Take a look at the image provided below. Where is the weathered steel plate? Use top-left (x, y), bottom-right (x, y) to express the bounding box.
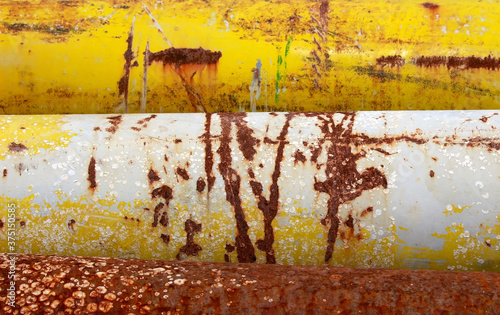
top-left (1, 253), bottom-right (499, 314)
top-left (1, 111), bottom-right (499, 271)
top-left (0, 0), bottom-right (499, 114)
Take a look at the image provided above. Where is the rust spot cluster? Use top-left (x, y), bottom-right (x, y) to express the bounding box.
top-left (2, 253), bottom-right (499, 314)
top-left (105, 115), bottom-right (123, 134)
top-left (376, 55), bottom-right (405, 68)
top-left (8, 142), bottom-right (28, 152)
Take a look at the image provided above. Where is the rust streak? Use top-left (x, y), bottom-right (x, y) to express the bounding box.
top-left (87, 157), bottom-right (97, 191)
top-left (251, 114), bottom-right (293, 264)
top-left (117, 19), bottom-right (135, 112)
top-left (2, 168), bottom-right (7, 177)
top-left (176, 167), bottom-right (190, 180)
top-left (217, 113), bottom-right (256, 263)
top-left (202, 113), bottom-right (215, 193)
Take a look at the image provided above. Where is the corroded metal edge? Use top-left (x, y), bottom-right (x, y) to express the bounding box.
top-left (1, 253), bottom-right (499, 314)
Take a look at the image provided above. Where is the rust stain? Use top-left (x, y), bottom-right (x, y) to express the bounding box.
top-left (148, 47), bottom-right (222, 68)
top-left (196, 177), bottom-right (206, 193)
top-left (117, 20), bottom-right (135, 111)
top-left (160, 234), bottom-right (170, 245)
top-left (174, 139), bottom-right (182, 144)
top-left (344, 214), bottom-right (354, 229)
top-left (293, 149), bottom-right (306, 165)
top-left (430, 170), bottom-right (435, 177)
top-left (105, 115), bottom-right (123, 134)
top-left (176, 167), bottom-right (190, 180)
top-left (4, 253), bottom-right (499, 314)
top-left (0, 219), bottom-right (3, 229)
top-left (412, 55), bottom-right (500, 70)
top-left (68, 219), bottom-right (76, 232)
top-left (224, 243), bottom-right (236, 262)
top-left (137, 114), bottom-right (157, 127)
top-left (2, 168), bottom-right (6, 177)
top-left (87, 157), bottom-right (97, 191)
top-left (176, 218), bottom-right (202, 259)
top-left (8, 142), bottom-right (28, 152)
top-left (376, 55), bottom-right (405, 68)
top-left (147, 168), bottom-right (161, 184)
top-left (151, 185), bottom-right (173, 229)
top-left (312, 113), bottom-right (387, 262)
top-left (217, 113), bottom-right (256, 263)
top-left (20, 221), bottom-right (25, 228)
top-left (480, 113), bottom-right (498, 123)
top-left (93, 126), bottom-right (101, 131)
top-left (421, 2), bottom-right (440, 9)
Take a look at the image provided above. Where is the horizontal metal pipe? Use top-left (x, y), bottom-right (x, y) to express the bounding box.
top-left (1, 1), bottom-right (500, 113)
top-left (1, 111), bottom-right (500, 271)
top-left (1, 253), bottom-right (499, 314)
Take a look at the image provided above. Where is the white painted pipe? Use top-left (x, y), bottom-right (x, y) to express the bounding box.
top-left (0, 111), bottom-right (499, 271)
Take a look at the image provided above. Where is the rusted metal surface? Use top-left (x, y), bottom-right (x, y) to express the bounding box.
top-left (1, 111), bottom-right (500, 271)
top-left (1, 253), bottom-right (499, 314)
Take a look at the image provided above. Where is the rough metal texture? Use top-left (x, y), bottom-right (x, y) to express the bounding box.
top-left (1, 253), bottom-right (499, 314)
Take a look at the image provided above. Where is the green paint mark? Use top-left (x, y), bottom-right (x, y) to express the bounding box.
top-left (275, 37), bottom-right (293, 106)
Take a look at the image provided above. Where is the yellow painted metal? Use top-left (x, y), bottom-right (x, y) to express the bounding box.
top-left (0, 0), bottom-right (499, 114)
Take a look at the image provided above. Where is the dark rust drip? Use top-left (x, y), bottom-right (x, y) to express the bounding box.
top-left (148, 47), bottom-right (222, 68)
top-left (429, 170), bottom-right (435, 177)
top-left (105, 115), bottom-right (123, 134)
top-left (117, 23), bottom-right (134, 105)
top-left (148, 168), bottom-right (160, 183)
top-left (202, 113), bottom-right (215, 194)
top-left (176, 219), bottom-right (202, 259)
top-left (196, 177), bottom-right (206, 193)
top-left (217, 113), bottom-right (256, 263)
top-left (313, 113), bottom-right (387, 262)
top-left (87, 157), bottom-right (97, 191)
top-left (176, 167), bottom-right (190, 180)
top-left (250, 114), bottom-right (293, 264)
top-left (235, 114), bottom-right (260, 161)
top-left (2, 168), bottom-right (7, 177)
top-left (8, 142), bottom-right (28, 152)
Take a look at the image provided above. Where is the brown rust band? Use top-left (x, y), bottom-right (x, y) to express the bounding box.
top-left (1, 253), bottom-right (499, 314)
